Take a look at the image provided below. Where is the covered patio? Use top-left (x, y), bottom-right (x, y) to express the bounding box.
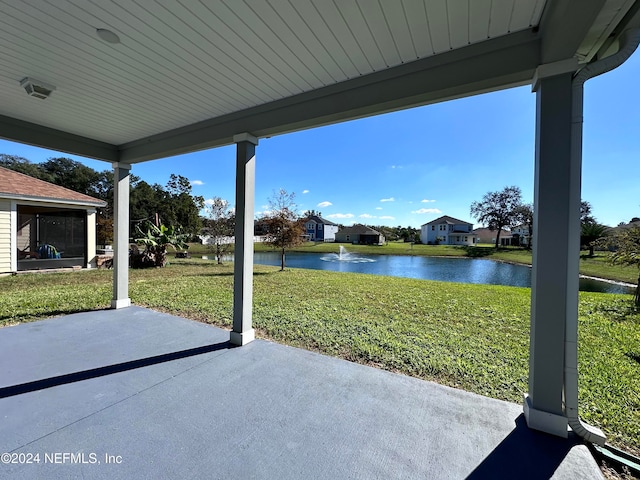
top-left (0, 307), bottom-right (603, 479)
top-left (1, 0), bottom-right (640, 473)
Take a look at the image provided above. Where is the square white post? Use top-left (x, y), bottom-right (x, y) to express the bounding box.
top-left (111, 162), bottom-right (131, 309)
top-left (231, 133), bottom-right (258, 346)
top-left (524, 71), bottom-right (579, 437)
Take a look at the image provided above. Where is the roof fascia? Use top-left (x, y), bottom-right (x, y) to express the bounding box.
top-left (119, 30), bottom-right (540, 163)
top-left (1, 194), bottom-right (105, 208)
top-left (0, 114), bottom-right (119, 163)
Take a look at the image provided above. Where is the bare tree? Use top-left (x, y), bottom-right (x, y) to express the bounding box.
top-left (262, 189), bottom-right (305, 270)
top-left (470, 186), bottom-right (523, 248)
top-left (203, 197), bottom-right (235, 264)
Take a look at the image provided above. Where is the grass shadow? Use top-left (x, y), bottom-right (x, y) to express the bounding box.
top-left (625, 352), bottom-right (640, 364)
top-left (459, 246), bottom-right (495, 258)
top-left (594, 302), bottom-right (640, 322)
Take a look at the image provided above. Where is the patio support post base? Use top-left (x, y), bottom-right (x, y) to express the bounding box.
top-left (230, 329), bottom-right (255, 346)
top-left (523, 394), bottom-right (568, 438)
top-left (232, 133), bottom-right (258, 346)
top-left (111, 298), bottom-right (131, 309)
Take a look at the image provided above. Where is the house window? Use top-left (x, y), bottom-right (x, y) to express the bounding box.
top-left (431, 225), bottom-right (435, 231)
top-left (346, 235), bottom-right (350, 242)
top-left (464, 236), bottom-right (468, 242)
top-left (318, 224), bottom-right (322, 230)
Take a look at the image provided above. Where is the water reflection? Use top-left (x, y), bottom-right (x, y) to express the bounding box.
top-left (200, 252), bottom-right (633, 294)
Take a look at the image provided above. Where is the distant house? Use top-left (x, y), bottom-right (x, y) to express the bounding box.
top-left (303, 214), bottom-right (339, 242)
top-left (335, 224), bottom-right (385, 245)
top-left (473, 227), bottom-right (513, 246)
top-left (511, 224), bottom-right (531, 246)
top-left (420, 215), bottom-right (476, 245)
top-left (0, 166), bottom-right (106, 274)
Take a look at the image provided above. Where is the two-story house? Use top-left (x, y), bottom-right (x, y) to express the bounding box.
top-left (303, 214), bottom-right (339, 242)
top-left (420, 215), bottom-right (476, 245)
top-left (511, 224), bottom-right (531, 247)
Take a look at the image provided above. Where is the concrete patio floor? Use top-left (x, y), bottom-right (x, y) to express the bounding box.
top-left (0, 307), bottom-right (603, 479)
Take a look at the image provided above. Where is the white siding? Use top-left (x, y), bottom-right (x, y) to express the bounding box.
top-left (0, 200), bottom-right (11, 273)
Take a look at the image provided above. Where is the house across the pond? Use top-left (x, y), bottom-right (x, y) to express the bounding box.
top-left (473, 227), bottom-right (513, 246)
top-left (0, 166), bottom-right (106, 274)
top-left (420, 216), bottom-right (476, 245)
top-left (335, 224), bottom-right (385, 245)
top-left (303, 214), bottom-right (338, 242)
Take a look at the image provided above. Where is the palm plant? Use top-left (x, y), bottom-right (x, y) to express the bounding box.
top-left (134, 221), bottom-right (189, 267)
top-left (580, 222), bottom-right (609, 257)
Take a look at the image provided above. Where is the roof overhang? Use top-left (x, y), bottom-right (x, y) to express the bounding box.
top-left (2, 194), bottom-right (106, 208)
top-left (1, 0), bottom-right (639, 164)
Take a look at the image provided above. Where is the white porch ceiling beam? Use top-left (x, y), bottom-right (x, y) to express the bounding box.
top-left (118, 30), bottom-right (540, 164)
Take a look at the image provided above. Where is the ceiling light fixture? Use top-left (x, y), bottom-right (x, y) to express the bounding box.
top-left (20, 77), bottom-right (56, 99)
top-left (96, 28), bottom-right (121, 44)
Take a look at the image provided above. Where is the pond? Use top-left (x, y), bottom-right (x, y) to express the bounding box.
top-left (202, 250), bottom-right (634, 294)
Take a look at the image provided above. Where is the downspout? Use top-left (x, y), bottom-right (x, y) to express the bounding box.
top-left (566, 28), bottom-right (640, 445)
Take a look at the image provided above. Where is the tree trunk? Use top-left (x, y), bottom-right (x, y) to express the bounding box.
top-left (216, 243), bottom-right (223, 264)
top-left (589, 244), bottom-right (595, 257)
top-left (495, 231), bottom-right (500, 249)
top-left (635, 276), bottom-right (640, 307)
top-left (280, 247), bottom-right (285, 271)
top-left (155, 245), bottom-right (167, 267)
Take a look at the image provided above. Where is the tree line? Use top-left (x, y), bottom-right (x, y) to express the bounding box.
top-left (0, 154), bottom-right (204, 244)
top-left (471, 185), bottom-right (640, 305)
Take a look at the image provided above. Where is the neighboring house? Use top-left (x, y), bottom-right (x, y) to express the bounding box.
top-left (511, 224), bottom-right (532, 246)
top-left (473, 227), bottom-right (513, 246)
top-left (420, 215), bottom-right (476, 245)
top-left (335, 224), bottom-right (385, 245)
top-left (0, 166), bottom-right (106, 274)
top-left (303, 214), bottom-right (339, 242)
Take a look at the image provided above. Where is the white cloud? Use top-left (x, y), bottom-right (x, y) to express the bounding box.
top-left (375, 207), bottom-right (383, 210)
top-left (191, 180), bottom-right (204, 186)
top-left (379, 215), bottom-right (395, 220)
top-left (411, 208), bottom-right (442, 214)
top-left (204, 198), bottom-right (215, 206)
top-left (380, 197), bottom-right (395, 202)
top-left (421, 199), bottom-right (436, 203)
top-left (359, 214), bottom-right (375, 219)
top-left (326, 213), bottom-right (355, 219)
top-left (317, 201), bottom-right (333, 208)
top-left (302, 190), bottom-right (310, 194)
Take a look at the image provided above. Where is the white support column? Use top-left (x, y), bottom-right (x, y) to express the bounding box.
top-left (231, 133), bottom-right (258, 346)
top-left (9, 201), bottom-right (17, 273)
top-left (86, 208), bottom-right (97, 269)
top-left (111, 162), bottom-right (131, 309)
top-left (524, 71), bottom-right (578, 437)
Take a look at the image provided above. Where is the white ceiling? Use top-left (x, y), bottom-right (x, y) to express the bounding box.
top-left (0, 0), bottom-right (638, 163)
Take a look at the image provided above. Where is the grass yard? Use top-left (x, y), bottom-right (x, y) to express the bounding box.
top-left (0, 260), bottom-right (638, 455)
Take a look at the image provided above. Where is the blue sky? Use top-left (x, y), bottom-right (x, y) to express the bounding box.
top-left (1, 49), bottom-right (639, 229)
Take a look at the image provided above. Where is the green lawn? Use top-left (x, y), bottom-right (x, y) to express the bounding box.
top-left (1, 260), bottom-right (638, 454)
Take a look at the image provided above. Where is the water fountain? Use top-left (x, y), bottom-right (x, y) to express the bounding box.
top-left (321, 246), bottom-right (376, 263)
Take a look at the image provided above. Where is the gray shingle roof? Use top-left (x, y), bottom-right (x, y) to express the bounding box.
top-left (422, 215), bottom-right (473, 227)
top-left (0, 166), bottom-right (106, 206)
top-left (338, 224), bottom-right (382, 235)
